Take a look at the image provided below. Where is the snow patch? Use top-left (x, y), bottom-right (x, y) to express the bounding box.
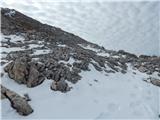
top-left (32, 49), bottom-right (51, 55)
top-left (78, 44), bottom-right (110, 57)
top-left (1, 34), bottom-right (25, 43)
top-left (57, 44), bottom-right (67, 47)
top-left (4, 9), bottom-right (16, 17)
top-left (28, 44), bottom-right (44, 49)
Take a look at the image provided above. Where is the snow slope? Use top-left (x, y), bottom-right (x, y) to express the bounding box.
top-left (1, 1), bottom-right (159, 56)
top-left (0, 34), bottom-right (159, 119)
top-left (1, 62), bottom-right (159, 119)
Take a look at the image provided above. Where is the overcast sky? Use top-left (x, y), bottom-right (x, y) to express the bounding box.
top-left (1, 0), bottom-right (159, 55)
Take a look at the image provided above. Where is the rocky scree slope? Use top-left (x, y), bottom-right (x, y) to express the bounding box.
top-left (1, 8), bottom-right (160, 116)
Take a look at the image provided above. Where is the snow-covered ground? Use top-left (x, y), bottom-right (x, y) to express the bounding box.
top-left (1, 62), bottom-right (159, 119)
top-left (0, 34), bottom-right (160, 119)
top-left (1, 0), bottom-right (159, 56)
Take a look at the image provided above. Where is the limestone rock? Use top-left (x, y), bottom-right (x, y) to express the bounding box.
top-left (4, 58), bottom-right (29, 84)
top-left (27, 66), bottom-right (45, 88)
top-left (4, 57), bottom-right (45, 88)
top-left (1, 85), bottom-right (33, 116)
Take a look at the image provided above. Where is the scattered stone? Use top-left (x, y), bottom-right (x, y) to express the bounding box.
top-left (144, 77), bottom-right (160, 87)
top-left (105, 74), bottom-right (109, 76)
top-left (51, 79), bottom-right (71, 92)
top-left (106, 62), bottom-right (119, 72)
top-left (121, 69), bottom-right (127, 74)
top-left (73, 61), bottom-right (90, 71)
top-left (91, 62), bottom-right (102, 71)
top-left (94, 79), bottom-right (98, 82)
top-left (72, 66), bottom-right (81, 73)
top-left (1, 72), bottom-right (4, 77)
top-left (0, 61), bottom-right (6, 65)
top-left (138, 66), bottom-right (147, 73)
top-left (150, 78), bottom-right (160, 87)
top-left (67, 70), bottom-right (82, 84)
top-left (104, 69), bottom-right (115, 73)
top-left (133, 72), bottom-right (136, 75)
top-left (67, 63), bottom-right (72, 67)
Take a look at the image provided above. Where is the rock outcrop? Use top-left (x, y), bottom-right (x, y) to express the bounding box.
top-left (1, 7), bottom-right (160, 117)
top-left (2, 7), bottom-right (160, 90)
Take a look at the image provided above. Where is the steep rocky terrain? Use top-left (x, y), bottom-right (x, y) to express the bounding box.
top-left (1, 8), bottom-right (160, 118)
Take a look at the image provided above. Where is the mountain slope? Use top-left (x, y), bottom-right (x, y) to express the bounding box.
top-left (0, 8), bottom-right (160, 119)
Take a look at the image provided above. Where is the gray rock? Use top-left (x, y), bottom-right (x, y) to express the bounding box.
top-left (150, 78), bottom-right (160, 87)
top-left (73, 61), bottom-right (90, 71)
top-left (106, 62), bottom-right (119, 72)
top-left (121, 69), bottom-right (127, 74)
top-left (1, 85), bottom-right (33, 116)
top-left (67, 70), bottom-right (82, 84)
top-left (4, 57), bottom-right (45, 88)
top-left (138, 66), bottom-right (148, 73)
top-left (51, 79), bottom-right (71, 92)
top-left (72, 66), bottom-right (81, 73)
top-left (104, 69), bottom-right (115, 73)
top-left (45, 59), bottom-right (58, 69)
top-left (23, 93), bottom-right (31, 101)
top-left (27, 66), bottom-right (45, 88)
top-left (4, 58), bottom-right (28, 84)
top-left (45, 70), bottom-right (54, 79)
top-left (91, 62), bottom-right (102, 71)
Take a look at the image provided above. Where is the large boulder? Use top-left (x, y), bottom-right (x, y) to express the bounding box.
top-left (1, 85), bottom-right (33, 116)
top-left (4, 56), bottom-right (45, 87)
top-left (4, 57), bottom-right (29, 84)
